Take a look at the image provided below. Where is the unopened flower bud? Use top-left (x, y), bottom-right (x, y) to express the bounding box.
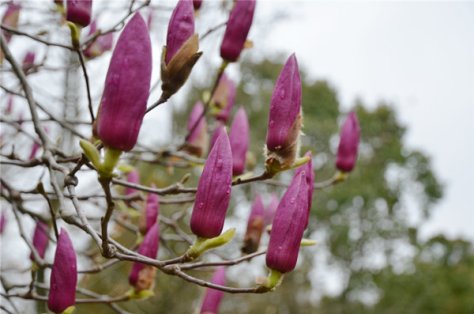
top-left (21, 51), bottom-right (35, 73)
top-left (336, 112), bottom-right (360, 172)
top-left (211, 74), bottom-right (236, 123)
top-left (242, 194), bottom-right (265, 254)
top-left (1, 2), bottom-right (21, 43)
top-left (48, 228), bottom-right (77, 314)
top-left (139, 189), bottom-right (159, 235)
top-left (184, 101), bottom-right (209, 157)
top-left (229, 107), bottom-right (249, 176)
top-left (200, 266), bottom-right (226, 314)
top-left (96, 13), bottom-right (152, 152)
top-left (265, 54), bottom-right (302, 171)
top-left (220, 0), bottom-right (256, 62)
top-left (161, 0), bottom-right (201, 101)
top-left (210, 123), bottom-right (226, 150)
top-left (190, 132), bottom-right (232, 238)
top-left (129, 223), bottom-right (159, 291)
top-left (193, 0), bottom-right (203, 11)
top-left (83, 21), bottom-right (114, 59)
top-left (0, 211), bottom-right (6, 234)
top-left (266, 171), bottom-right (309, 273)
top-left (66, 0), bottom-right (92, 27)
top-left (124, 169), bottom-right (140, 197)
top-left (30, 221), bottom-right (49, 260)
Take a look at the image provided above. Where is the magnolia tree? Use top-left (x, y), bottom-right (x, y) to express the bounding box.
top-left (0, 1), bottom-right (360, 313)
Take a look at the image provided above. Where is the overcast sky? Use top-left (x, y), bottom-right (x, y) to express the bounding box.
top-left (252, 1), bottom-right (474, 240)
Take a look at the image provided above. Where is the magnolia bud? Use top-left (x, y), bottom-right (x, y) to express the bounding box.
top-left (184, 101), bottom-right (209, 157)
top-left (96, 13), bottom-right (152, 152)
top-left (139, 189), bottom-right (159, 235)
top-left (0, 211), bottom-right (6, 234)
top-left (161, 0), bottom-right (201, 101)
top-left (229, 107), bottom-right (249, 176)
top-left (83, 21), bottom-right (114, 59)
top-left (129, 223), bottom-right (159, 291)
top-left (30, 221), bottom-right (49, 260)
top-left (242, 194), bottom-right (265, 254)
top-left (265, 54), bottom-right (302, 171)
top-left (210, 123), bottom-right (226, 150)
top-left (211, 74), bottom-right (236, 123)
top-left (124, 169), bottom-right (140, 197)
top-left (1, 2), bottom-right (21, 43)
top-left (336, 112), bottom-right (360, 172)
top-left (66, 0), bottom-right (92, 27)
top-left (200, 266), bottom-right (226, 314)
top-left (22, 51), bottom-right (35, 73)
top-left (266, 171), bottom-right (309, 273)
top-left (190, 132), bottom-right (232, 238)
top-left (220, 0), bottom-right (256, 62)
top-left (48, 228), bottom-right (77, 314)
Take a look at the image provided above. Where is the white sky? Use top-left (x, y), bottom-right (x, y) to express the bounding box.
top-left (253, 1), bottom-right (474, 240)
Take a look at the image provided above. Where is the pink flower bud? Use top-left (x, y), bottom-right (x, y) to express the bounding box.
top-left (193, 0), bottom-right (203, 11)
top-left (212, 74), bottom-right (236, 123)
top-left (229, 107), bottom-right (249, 176)
top-left (190, 132), bottom-right (232, 238)
top-left (0, 211), bottom-right (6, 234)
top-left (242, 194), bottom-right (265, 254)
top-left (220, 0), bottom-right (256, 62)
top-left (200, 266), bottom-right (226, 314)
top-left (265, 54), bottom-right (302, 168)
top-left (266, 171), bottom-right (309, 273)
top-left (48, 228), bottom-right (77, 314)
top-left (185, 101), bottom-right (209, 157)
top-left (30, 221), bottom-right (49, 260)
top-left (139, 189), bottom-right (159, 235)
top-left (210, 123), bottom-right (226, 150)
top-left (22, 51), bottom-right (35, 73)
top-left (336, 112), bottom-right (360, 172)
top-left (294, 151), bottom-right (314, 227)
top-left (129, 223), bottom-right (159, 291)
top-left (29, 142), bottom-right (40, 160)
top-left (165, 0), bottom-right (194, 65)
top-left (96, 13), bottom-right (152, 151)
top-left (66, 0), bottom-right (92, 27)
top-left (1, 2), bottom-right (21, 43)
top-left (264, 193), bottom-right (279, 226)
top-left (124, 169), bottom-right (140, 196)
top-left (5, 95), bottom-right (14, 115)
top-left (83, 21), bottom-right (114, 59)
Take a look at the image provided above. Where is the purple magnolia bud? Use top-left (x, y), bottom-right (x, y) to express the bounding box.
top-left (129, 223), bottom-right (159, 291)
top-left (266, 171), bottom-right (309, 273)
top-left (124, 169), bottom-right (140, 196)
top-left (185, 101), bottom-right (208, 157)
top-left (220, 0), bottom-right (256, 62)
top-left (96, 13), bottom-right (152, 152)
top-left (22, 51), bottom-right (35, 73)
top-left (139, 189), bottom-right (159, 235)
top-left (29, 142), bottom-right (40, 160)
top-left (5, 95), bottom-right (14, 115)
top-left (264, 193), bottom-right (279, 226)
top-left (200, 266), bottom-right (226, 314)
top-left (242, 194), bottom-right (265, 254)
top-left (336, 112), bottom-right (360, 172)
top-left (212, 74), bottom-right (236, 123)
top-left (1, 2), bottom-right (21, 43)
top-left (265, 54), bottom-right (302, 169)
top-left (0, 211), bottom-right (6, 234)
top-left (30, 221), bottom-right (49, 260)
top-left (193, 0), bottom-right (202, 11)
top-left (165, 0), bottom-right (194, 65)
top-left (83, 21), bottom-right (114, 59)
top-left (294, 151), bottom-right (314, 227)
top-left (190, 132), bottom-right (232, 238)
top-left (209, 123), bottom-right (226, 150)
top-left (66, 0), bottom-right (92, 27)
top-left (229, 107), bottom-right (249, 176)
top-left (48, 228), bottom-right (77, 314)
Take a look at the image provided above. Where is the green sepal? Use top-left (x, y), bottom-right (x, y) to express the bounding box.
top-left (300, 238), bottom-right (317, 247)
top-left (186, 228), bottom-right (236, 260)
top-left (66, 22), bottom-right (81, 49)
top-left (98, 147), bottom-right (122, 179)
top-left (117, 163), bottom-right (135, 173)
top-left (126, 288), bottom-right (154, 300)
top-left (265, 155), bottom-right (311, 177)
top-left (257, 269), bottom-right (284, 292)
top-left (61, 305), bottom-right (75, 314)
top-left (79, 139), bottom-right (101, 169)
top-left (334, 171), bottom-right (348, 183)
